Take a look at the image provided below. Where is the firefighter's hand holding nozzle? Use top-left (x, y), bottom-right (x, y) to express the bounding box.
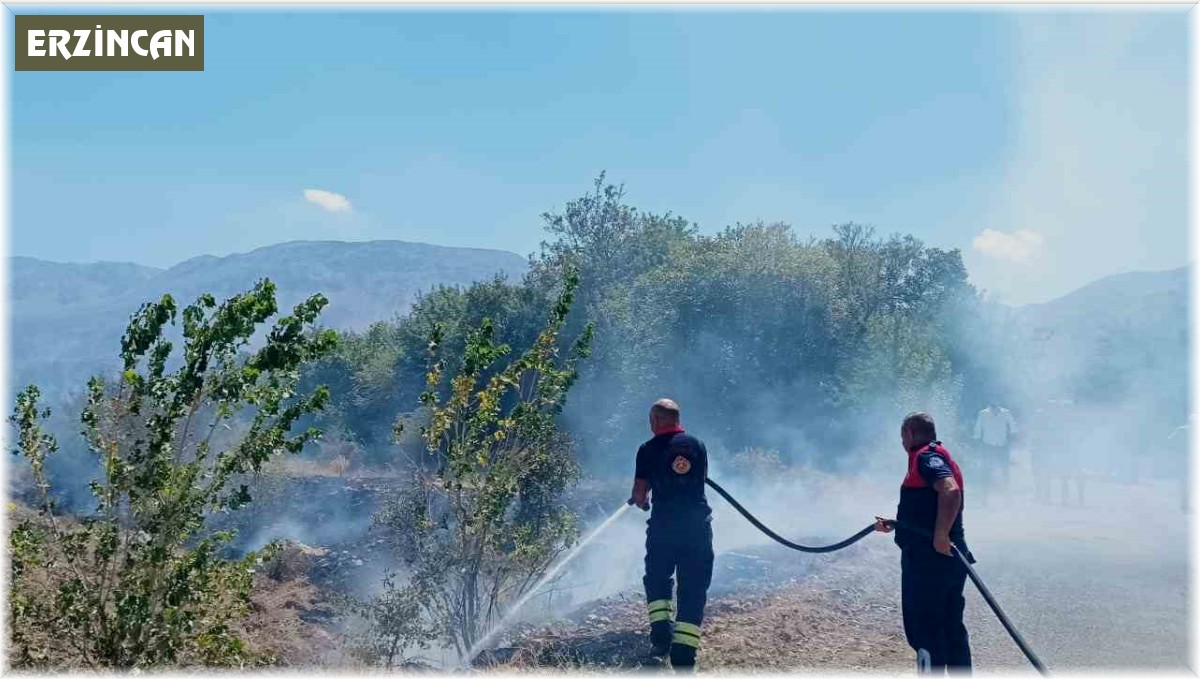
top-left (874, 516), bottom-right (894, 533)
top-left (627, 497), bottom-right (649, 512)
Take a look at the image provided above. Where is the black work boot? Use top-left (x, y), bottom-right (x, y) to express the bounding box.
top-left (649, 620), bottom-right (673, 656)
top-left (669, 643), bottom-right (696, 672)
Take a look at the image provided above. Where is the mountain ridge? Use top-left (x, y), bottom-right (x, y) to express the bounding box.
top-left (11, 239), bottom-right (529, 399)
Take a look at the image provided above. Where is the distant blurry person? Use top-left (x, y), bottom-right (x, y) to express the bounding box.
top-left (628, 398), bottom-right (713, 671)
top-left (1167, 417), bottom-right (1190, 513)
top-left (876, 412), bottom-right (974, 674)
top-left (1031, 403), bottom-right (1051, 504)
top-left (1038, 399), bottom-right (1083, 507)
top-left (972, 402), bottom-right (1017, 505)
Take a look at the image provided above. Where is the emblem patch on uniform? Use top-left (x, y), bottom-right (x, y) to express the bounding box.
top-left (927, 456), bottom-right (945, 468)
top-left (672, 455), bottom-right (692, 474)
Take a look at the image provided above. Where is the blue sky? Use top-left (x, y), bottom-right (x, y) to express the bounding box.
top-left (10, 7), bottom-right (1189, 304)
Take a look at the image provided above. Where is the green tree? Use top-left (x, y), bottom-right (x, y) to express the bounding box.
top-left (8, 281), bottom-right (337, 669)
top-left (528, 175), bottom-right (695, 461)
top-left (823, 223), bottom-right (973, 435)
top-left (307, 275), bottom-right (555, 468)
top-left (366, 271), bottom-right (593, 660)
top-left (531, 173), bottom-right (696, 317)
top-left (302, 318), bottom-right (410, 460)
top-left (608, 222), bottom-right (840, 455)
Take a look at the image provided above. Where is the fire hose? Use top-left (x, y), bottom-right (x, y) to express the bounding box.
top-left (704, 477), bottom-right (1048, 676)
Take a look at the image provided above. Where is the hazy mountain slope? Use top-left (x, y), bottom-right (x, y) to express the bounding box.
top-left (11, 256), bottom-right (163, 316)
top-left (1005, 266), bottom-right (1188, 400)
top-left (156, 240), bottom-right (528, 328)
top-left (1017, 266), bottom-right (1187, 332)
top-left (11, 240), bottom-right (527, 399)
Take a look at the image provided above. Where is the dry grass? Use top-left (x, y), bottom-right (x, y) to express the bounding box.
top-left (235, 573), bottom-right (345, 667)
top-left (488, 541), bottom-right (913, 673)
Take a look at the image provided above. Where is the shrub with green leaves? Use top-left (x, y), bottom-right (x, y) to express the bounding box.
top-left (8, 280), bottom-right (337, 669)
top-left (341, 571), bottom-right (433, 669)
top-left (366, 271), bottom-right (593, 661)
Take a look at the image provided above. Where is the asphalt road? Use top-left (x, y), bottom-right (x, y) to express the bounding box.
top-left (698, 463), bottom-right (1192, 674)
top-left (506, 463), bottom-right (1193, 674)
top-left (949, 475), bottom-right (1190, 674)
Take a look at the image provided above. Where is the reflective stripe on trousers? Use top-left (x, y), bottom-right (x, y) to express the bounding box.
top-left (672, 621), bottom-right (701, 648)
top-left (647, 599), bottom-right (672, 623)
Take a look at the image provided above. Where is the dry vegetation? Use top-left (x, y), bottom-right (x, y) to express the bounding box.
top-left (235, 573), bottom-right (343, 667)
top-left (479, 540), bottom-right (913, 673)
top-left (8, 502), bottom-right (342, 669)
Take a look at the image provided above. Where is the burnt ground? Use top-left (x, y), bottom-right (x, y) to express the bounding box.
top-left (477, 540), bottom-right (914, 673)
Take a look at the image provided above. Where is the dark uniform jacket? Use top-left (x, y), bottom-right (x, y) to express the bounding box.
top-left (635, 428), bottom-right (712, 529)
top-left (895, 441), bottom-right (974, 561)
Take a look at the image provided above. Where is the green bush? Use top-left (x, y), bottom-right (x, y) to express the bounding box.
top-left (8, 281), bottom-right (336, 669)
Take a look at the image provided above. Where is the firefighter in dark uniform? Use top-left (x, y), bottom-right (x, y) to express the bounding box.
top-left (876, 412), bottom-right (975, 674)
top-left (628, 398), bottom-right (714, 671)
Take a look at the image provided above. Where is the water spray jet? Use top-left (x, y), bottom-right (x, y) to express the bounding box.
top-left (465, 502), bottom-right (633, 667)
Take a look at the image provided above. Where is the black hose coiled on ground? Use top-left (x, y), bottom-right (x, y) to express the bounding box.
top-left (704, 477), bottom-right (1048, 676)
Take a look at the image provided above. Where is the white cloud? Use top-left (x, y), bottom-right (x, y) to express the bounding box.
top-left (303, 188), bottom-right (352, 213)
top-left (972, 229), bottom-right (1045, 264)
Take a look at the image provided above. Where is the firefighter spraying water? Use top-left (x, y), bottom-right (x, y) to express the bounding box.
top-left (628, 399), bottom-right (715, 671)
top-left (469, 401), bottom-right (1047, 675)
top-left (623, 401), bottom-right (1041, 675)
